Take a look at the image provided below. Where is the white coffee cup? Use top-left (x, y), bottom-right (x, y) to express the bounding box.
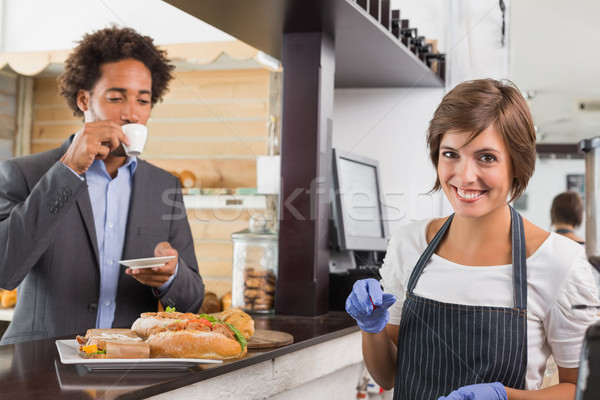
top-left (121, 123), bottom-right (148, 156)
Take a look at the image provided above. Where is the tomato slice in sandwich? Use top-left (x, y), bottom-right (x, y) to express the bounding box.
top-left (187, 318), bottom-right (213, 329)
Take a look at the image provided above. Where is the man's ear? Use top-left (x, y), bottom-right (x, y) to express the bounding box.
top-left (76, 89), bottom-right (90, 112)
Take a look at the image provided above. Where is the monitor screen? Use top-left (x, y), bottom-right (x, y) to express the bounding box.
top-left (331, 148), bottom-right (389, 252)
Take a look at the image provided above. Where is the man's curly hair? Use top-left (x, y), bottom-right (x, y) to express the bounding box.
top-left (58, 26), bottom-right (174, 117)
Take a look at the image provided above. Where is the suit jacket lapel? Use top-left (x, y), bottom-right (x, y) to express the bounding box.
top-left (77, 190), bottom-right (99, 267)
top-left (59, 134), bottom-right (100, 267)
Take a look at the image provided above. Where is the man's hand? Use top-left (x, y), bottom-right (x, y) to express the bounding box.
top-left (60, 121), bottom-right (130, 174)
top-left (437, 382), bottom-right (507, 400)
top-left (125, 242), bottom-right (178, 287)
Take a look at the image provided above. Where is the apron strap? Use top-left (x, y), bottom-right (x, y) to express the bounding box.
top-left (510, 205), bottom-right (527, 311)
top-left (406, 214), bottom-right (454, 292)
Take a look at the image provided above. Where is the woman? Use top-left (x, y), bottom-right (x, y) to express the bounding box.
top-left (345, 79), bottom-right (599, 400)
top-left (550, 191), bottom-right (585, 245)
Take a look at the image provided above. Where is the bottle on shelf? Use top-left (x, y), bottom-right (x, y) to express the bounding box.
top-left (356, 0), bottom-right (369, 13)
top-left (391, 10), bottom-right (401, 38)
top-left (380, 0), bottom-right (391, 30)
top-left (400, 21), bottom-right (417, 48)
top-left (425, 53), bottom-right (446, 81)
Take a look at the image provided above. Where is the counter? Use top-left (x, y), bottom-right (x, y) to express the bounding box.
top-left (0, 312), bottom-right (361, 399)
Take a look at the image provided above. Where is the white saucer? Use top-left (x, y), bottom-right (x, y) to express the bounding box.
top-left (119, 256), bottom-right (176, 269)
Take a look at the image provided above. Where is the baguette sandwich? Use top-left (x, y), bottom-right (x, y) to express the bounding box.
top-left (76, 329), bottom-right (149, 359)
top-left (131, 308), bottom-right (252, 360)
top-left (130, 311), bottom-right (200, 340)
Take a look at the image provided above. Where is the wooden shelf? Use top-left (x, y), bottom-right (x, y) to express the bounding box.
top-left (536, 143), bottom-right (584, 159)
top-left (164, 0), bottom-right (443, 88)
top-left (183, 194), bottom-right (268, 210)
top-left (333, 0), bottom-right (443, 87)
top-left (0, 308), bottom-right (14, 321)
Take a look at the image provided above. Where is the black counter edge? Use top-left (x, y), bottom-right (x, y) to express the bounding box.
top-left (117, 325), bottom-right (361, 400)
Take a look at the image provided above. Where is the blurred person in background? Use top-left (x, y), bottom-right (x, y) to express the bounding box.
top-left (551, 191), bottom-right (585, 245)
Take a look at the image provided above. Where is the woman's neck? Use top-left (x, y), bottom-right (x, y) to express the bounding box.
top-left (449, 205), bottom-right (512, 244)
top-left (436, 204), bottom-right (513, 266)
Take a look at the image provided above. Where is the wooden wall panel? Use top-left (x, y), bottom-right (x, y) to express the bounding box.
top-left (150, 159), bottom-right (256, 188)
top-left (187, 208), bottom-right (254, 223)
top-left (168, 70), bottom-right (269, 99)
top-left (151, 101), bottom-right (268, 119)
top-left (189, 219), bottom-right (250, 241)
top-left (190, 208), bottom-right (264, 296)
top-left (0, 72), bottom-right (17, 158)
top-left (146, 120), bottom-right (268, 138)
top-left (144, 138), bottom-right (267, 157)
top-left (0, 115), bottom-right (15, 140)
top-left (31, 142), bottom-right (61, 153)
top-left (197, 259), bottom-right (234, 279)
top-left (34, 106), bottom-right (79, 122)
top-left (194, 242), bottom-right (233, 261)
top-left (202, 278), bottom-right (235, 299)
top-left (31, 140), bottom-right (264, 160)
top-left (32, 123), bottom-right (81, 140)
top-left (33, 79), bottom-right (65, 105)
top-left (32, 120), bottom-right (268, 140)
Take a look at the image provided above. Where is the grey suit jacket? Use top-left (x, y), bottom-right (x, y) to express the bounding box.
top-left (0, 137), bottom-right (204, 344)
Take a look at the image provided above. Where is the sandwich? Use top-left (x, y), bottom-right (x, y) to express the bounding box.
top-left (219, 307), bottom-right (255, 340)
top-left (76, 329), bottom-right (149, 359)
top-left (130, 310), bottom-right (200, 340)
top-left (130, 308), bottom-right (252, 360)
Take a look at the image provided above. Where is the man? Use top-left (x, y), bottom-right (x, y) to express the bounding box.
top-left (0, 26), bottom-right (205, 344)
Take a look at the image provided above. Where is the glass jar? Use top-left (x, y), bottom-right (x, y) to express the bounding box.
top-left (231, 214), bottom-right (278, 313)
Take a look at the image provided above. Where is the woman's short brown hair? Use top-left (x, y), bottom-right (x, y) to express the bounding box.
top-left (426, 79), bottom-right (537, 202)
top-left (551, 191), bottom-right (583, 228)
top-left (58, 26), bottom-right (174, 117)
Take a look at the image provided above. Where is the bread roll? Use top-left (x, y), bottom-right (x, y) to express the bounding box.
top-left (199, 292), bottom-right (221, 314)
top-left (0, 289), bottom-right (17, 308)
top-left (147, 329), bottom-right (246, 360)
top-left (178, 170), bottom-right (196, 188)
top-left (221, 292), bottom-right (232, 311)
top-left (220, 308), bottom-right (255, 340)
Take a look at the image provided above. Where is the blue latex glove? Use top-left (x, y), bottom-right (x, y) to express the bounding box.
top-left (437, 382), bottom-right (507, 400)
top-left (345, 278), bottom-right (396, 333)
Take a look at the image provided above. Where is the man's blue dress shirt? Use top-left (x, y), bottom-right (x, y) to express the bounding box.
top-left (85, 157), bottom-right (175, 328)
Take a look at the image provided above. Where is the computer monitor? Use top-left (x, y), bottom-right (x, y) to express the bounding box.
top-left (329, 148), bottom-right (389, 273)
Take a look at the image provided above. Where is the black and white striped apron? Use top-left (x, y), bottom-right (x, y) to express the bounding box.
top-left (393, 206), bottom-right (528, 400)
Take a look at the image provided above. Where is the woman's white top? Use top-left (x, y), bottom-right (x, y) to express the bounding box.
top-left (379, 218), bottom-right (600, 390)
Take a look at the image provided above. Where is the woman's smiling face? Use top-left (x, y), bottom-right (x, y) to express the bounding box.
top-left (437, 124), bottom-right (514, 219)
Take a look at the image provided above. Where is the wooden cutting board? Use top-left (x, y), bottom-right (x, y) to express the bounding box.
top-left (247, 329), bottom-right (294, 349)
